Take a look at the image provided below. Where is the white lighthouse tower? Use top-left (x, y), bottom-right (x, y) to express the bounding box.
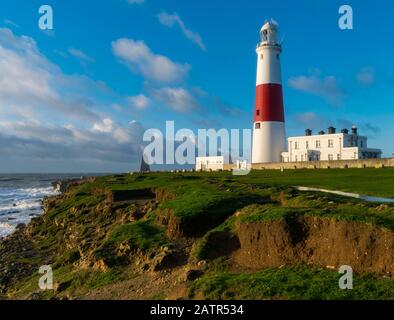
top-left (252, 20), bottom-right (286, 164)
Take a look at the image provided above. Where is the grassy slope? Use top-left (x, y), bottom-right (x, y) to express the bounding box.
top-left (4, 169), bottom-right (394, 300)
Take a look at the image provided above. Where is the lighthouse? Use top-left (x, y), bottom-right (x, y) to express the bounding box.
top-left (252, 20), bottom-right (286, 164)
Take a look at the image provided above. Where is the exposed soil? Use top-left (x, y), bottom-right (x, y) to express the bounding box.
top-left (232, 216), bottom-right (394, 275)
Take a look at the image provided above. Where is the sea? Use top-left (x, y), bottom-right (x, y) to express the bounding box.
top-left (0, 174), bottom-right (102, 239)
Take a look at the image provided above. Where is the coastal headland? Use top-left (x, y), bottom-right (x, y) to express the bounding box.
top-left (1, 169), bottom-right (394, 300)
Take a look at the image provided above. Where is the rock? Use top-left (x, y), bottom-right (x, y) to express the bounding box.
top-left (52, 177), bottom-right (94, 193)
top-left (197, 260), bottom-right (207, 267)
top-left (55, 280), bottom-right (72, 292)
top-left (184, 269), bottom-right (204, 282)
top-left (150, 247), bottom-right (181, 271)
top-left (15, 223), bottom-right (25, 230)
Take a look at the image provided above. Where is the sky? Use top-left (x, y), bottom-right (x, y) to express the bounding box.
top-left (0, 0), bottom-right (393, 173)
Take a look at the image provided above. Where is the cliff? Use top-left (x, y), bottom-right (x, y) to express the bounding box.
top-left (1, 172), bottom-right (393, 300)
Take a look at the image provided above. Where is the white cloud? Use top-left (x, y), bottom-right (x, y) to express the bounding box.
top-left (157, 12), bottom-right (206, 51)
top-left (0, 119), bottom-right (144, 164)
top-left (127, 94), bottom-right (151, 109)
top-left (0, 28), bottom-right (101, 122)
top-left (0, 27), bottom-right (146, 171)
top-left (152, 87), bottom-right (199, 113)
top-left (288, 72), bottom-right (344, 106)
top-left (4, 19), bottom-right (20, 28)
top-left (356, 67), bottom-right (375, 86)
top-left (92, 118), bottom-right (133, 144)
top-left (112, 38), bottom-right (190, 83)
top-left (68, 47), bottom-right (94, 63)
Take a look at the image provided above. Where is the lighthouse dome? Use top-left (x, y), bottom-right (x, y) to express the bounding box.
top-left (260, 19), bottom-right (280, 46)
top-left (261, 19), bottom-right (279, 31)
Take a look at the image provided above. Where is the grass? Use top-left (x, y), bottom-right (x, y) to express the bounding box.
top-left (159, 183), bottom-right (262, 221)
top-left (11, 266), bottom-right (127, 299)
top-left (71, 168), bottom-right (394, 198)
top-left (93, 220), bottom-right (169, 265)
top-left (188, 265), bottom-right (394, 300)
top-left (102, 220), bottom-right (168, 251)
top-left (5, 168), bottom-right (394, 300)
top-left (238, 168), bottom-right (394, 198)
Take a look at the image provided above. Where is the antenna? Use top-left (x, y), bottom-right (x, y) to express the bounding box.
top-left (280, 33), bottom-right (286, 45)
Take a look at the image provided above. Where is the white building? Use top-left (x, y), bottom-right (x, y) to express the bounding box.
top-left (281, 126), bottom-right (382, 163)
top-left (195, 156), bottom-right (227, 171)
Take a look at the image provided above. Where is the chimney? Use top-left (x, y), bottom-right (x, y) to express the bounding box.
top-left (341, 128), bottom-right (349, 134)
top-left (318, 130), bottom-right (325, 135)
top-left (328, 127), bottom-right (336, 134)
top-left (305, 129), bottom-right (312, 136)
top-left (352, 125), bottom-right (358, 135)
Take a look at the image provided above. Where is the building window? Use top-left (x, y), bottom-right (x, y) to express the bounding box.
top-left (306, 141), bottom-right (309, 149)
top-left (256, 110), bottom-right (260, 116)
top-left (360, 140), bottom-right (364, 148)
top-left (295, 142), bottom-right (300, 150)
top-left (295, 155), bottom-right (298, 162)
top-left (328, 154), bottom-right (334, 161)
top-left (328, 139), bottom-right (334, 148)
top-left (316, 140), bottom-right (321, 148)
top-left (337, 154), bottom-right (341, 160)
top-left (255, 123), bottom-right (261, 129)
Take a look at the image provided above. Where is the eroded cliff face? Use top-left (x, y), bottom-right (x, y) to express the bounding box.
top-left (232, 217), bottom-right (394, 275)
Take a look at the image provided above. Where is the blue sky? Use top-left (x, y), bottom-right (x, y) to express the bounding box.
top-left (0, 0), bottom-right (393, 172)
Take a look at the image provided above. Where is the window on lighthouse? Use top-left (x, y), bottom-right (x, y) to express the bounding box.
top-left (255, 123), bottom-right (261, 129)
top-left (261, 30), bottom-right (268, 42)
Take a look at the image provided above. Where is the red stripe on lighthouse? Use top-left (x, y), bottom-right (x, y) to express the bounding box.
top-left (254, 83), bottom-right (285, 122)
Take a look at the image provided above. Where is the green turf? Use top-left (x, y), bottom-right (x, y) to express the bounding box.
top-left (93, 220), bottom-right (169, 266)
top-left (94, 168), bottom-right (394, 197)
top-left (188, 266), bottom-right (394, 300)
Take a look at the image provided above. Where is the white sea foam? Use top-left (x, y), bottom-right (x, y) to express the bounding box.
top-left (0, 185), bottom-right (58, 239)
top-left (0, 222), bottom-right (15, 238)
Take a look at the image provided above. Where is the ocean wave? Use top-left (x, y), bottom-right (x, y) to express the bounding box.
top-left (0, 222), bottom-right (15, 238)
top-left (0, 178), bottom-right (22, 182)
top-left (0, 185), bottom-right (58, 239)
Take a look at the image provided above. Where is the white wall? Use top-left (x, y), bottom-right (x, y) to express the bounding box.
top-left (281, 133), bottom-right (381, 162)
top-left (252, 122), bottom-right (286, 163)
top-left (195, 156), bottom-right (226, 171)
